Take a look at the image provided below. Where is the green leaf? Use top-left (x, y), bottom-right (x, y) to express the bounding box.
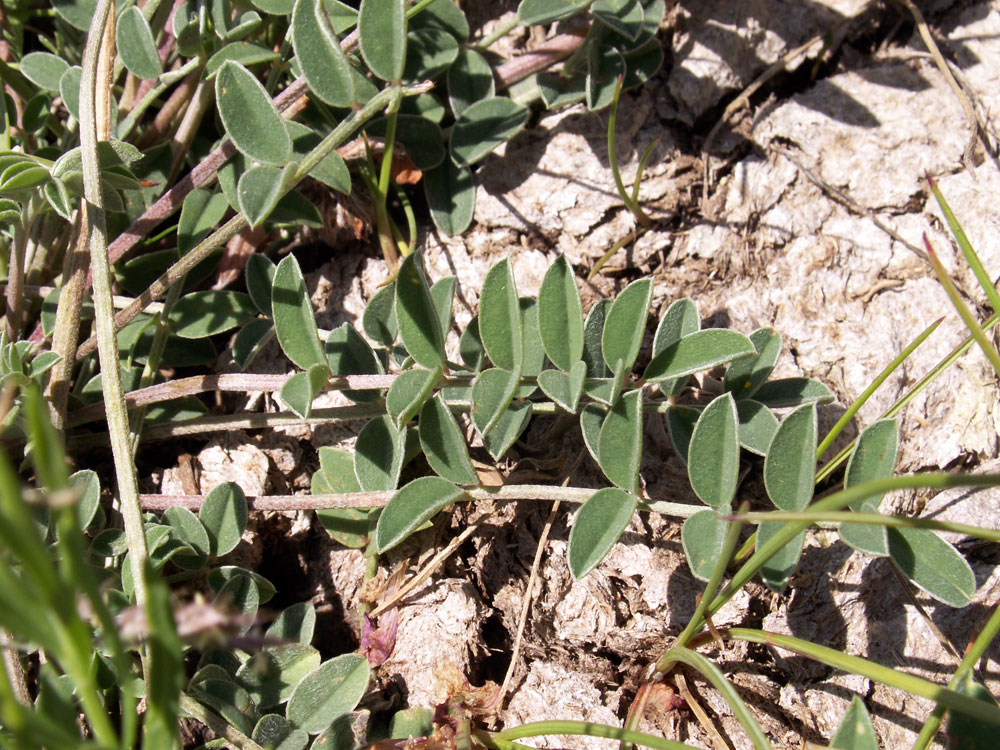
top-left (325, 323), bottom-right (382, 403)
top-left (239, 163), bottom-right (292, 228)
top-left (430, 276), bottom-right (456, 343)
top-left (395, 254), bottom-right (445, 369)
top-left (190, 679), bottom-right (257, 735)
top-left (178, 188), bottom-right (229, 254)
top-left (200, 482), bottom-right (249, 557)
top-left (725, 327), bottom-right (782, 400)
top-left (375, 476), bottom-right (465, 553)
top-left (538, 70), bottom-right (587, 109)
top-left (568, 488), bottom-right (637, 579)
top-left (448, 48), bottom-right (495, 118)
top-left (117, 6), bottom-right (162, 80)
top-left (363, 283), bottom-right (397, 347)
top-left (586, 44), bottom-right (625, 111)
top-left (420, 393), bottom-right (477, 485)
top-left (644, 329), bottom-right (755, 383)
top-left (20, 52), bottom-right (70, 91)
top-left (840, 419), bottom-right (899, 557)
top-left (70, 469), bottom-right (100, 530)
top-left (59, 66), bottom-right (82, 121)
top-left (233, 319), bottom-right (274, 370)
top-left (272, 254), bottom-right (326, 369)
top-left (238, 644), bottom-right (321, 710)
top-left (313, 448), bottom-right (368, 548)
top-left (481, 398), bottom-right (531, 462)
top-left (459, 315), bottom-right (484, 371)
top-left (215, 573), bottom-right (260, 636)
top-left (653, 298), bottom-right (699, 358)
top-left (830, 696), bottom-right (878, 750)
top-left (601, 278), bottom-right (651, 374)
top-left (246, 253), bottom-right (276, 317)
top-left (593, 0), bottom-right (644, 41)
top-left (537, 361), bottom-right (586, 413)
top-left (518, 0), bottom-right (589, 25)
top-left (280, 363), bottom-right (330, 418)
top-left (291, 0), bottom-right (355, 107)
top-left (355, 416), bottom-right (407, 492)
top-left (888, 527), bottom-right (975, 607)
top-left (367, 114), bottom-right (446, 171)
top-left (580, 402), bottom-right (608, 464)
top-left (945, 671), bottom-right (1000, 750)
top-left (622, 34), bottom-right (663, 87)
top-left (471, 367), bottom-right (519, 437)
top-left (450, 97), bottom-right (529, 167)
top-left (538, 255), bottom-right (584, 371)
top-left (424, 159), bottom-right (475, 236)
top-left (253, 714), bottom-right (309, 750)
top-left (478, 259), bottom-right (522, 373)
top-left (582, 299), bottom-right (611, 377)
top-left (410, 0), bottom-right (468, 40)
top-left (390, 707), bottom-right (434, 740)
top-left (386, 366), bottom-right (443, 427)
top-left (598, 389), bottom-right (643, 493)
top-left (206, 41), bottom-right (281, 77)
top-left (266, 602), bottom-right (317, 644)
top-left (252, 0), bottom-right (296, 15)
top-left (162, 505), bottom-right (211, 570)
top-left (763, 404), bottom-right (816, 511)
top-left (757, 521), bottom-right (805, 592)
top-left (687, 393), bottom-right (739, 507)
top-left (286, 654), bottom-right (370, 734)
top-left (665, 404), bottom-right (698, 463)
top-left (216, 61), bottom-right (292, 165)
top-left (753, 377), bottom-right (833, 408)
top-left (170, 291), bottom-right (257, 338)
top-left (358, 0), bottom-right (406, 82)
top-left (404, 28), bottom-right (460, 83)
top-left (287, 121), bottom-right (351, 193)
top-left (682, 509), bottom-right (730, 581)
top-left (208, 565), bottom-right (276, 604)
top-left (736, 399), bottom-right (778, 456)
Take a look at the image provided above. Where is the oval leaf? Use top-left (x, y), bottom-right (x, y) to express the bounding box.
top-left (358, 0), bottom-right (406, 82)
top-left (424, 159), bottom-right (475, 236)
top-left (200, 482), bottom-right (248, 556)
top-left (537, 361), bottom-right (586, 414)
top-left (246, 253), bottom-right (276, 317)
top-left (291, 0), bottom-right (354, 107)
top-left (763, 403), bottom-right (816, 511)
top-left (580, 402), bottom-right (608, 464)
top-left (420, 393), bottom-right (477, 485)
top-left (568, 488), bottom-right (637, 579)
top-left (724, 327), bottom-right (782, 400)
top-left (598, 389), bottom-right (643, 493)
top-left (237, 644), bottom-right (321, 709)
top-left (386, 366), bottom-right (442, 427)
top-left (403, 28), bottom-right (459, 83)
top-left (644, 329), bottom-right (756, 383)
top-left (887, 527), bottom-right (975, 607)
top-left (363, 283), bottom-right (397, 347)
top-left (117, 6), bottom-right (162, 80)
top-left (471, 367), bottom-right (518, 438)
top-left (266, 602), bottom-right (317, 644)
top-left (753, 377), bottom-right (833, 408)
top-left (447, 48), bottom-right (495, 118)
top-left (178, 188), bottom-right (230, 254)
top-left (830, 696), bottom-right (878, 750)
top-left (280, 363), bottom-right (329, 418)
top-left (272, 254), bottom-right (326, 370)
top-left (478, 259), bottom-right (522, 373)
top-left (238, 164), bottom-right (286, 228)
top-left (216, 61), bottom-right (291, 165)
top-left (450, 97), bottom-right (528, 167)
top-left (20, 52), bottom-right (70, 91)
top-left (757, 521), bottom-right (805, 592)
top-left (682, 509), bottom-right (730, 581)
top-left (538, 255), bottom-right (584, 371)
top-left (945, 672), bottom-right (1000, 750)
top-left (395, 255), bottom-right (445, 369)
top-left (354, 416), bottom-right (406, 492)
top-left (170, 291), bottom-right (257, 339)
top-left (375, 476), bottom-right (465, 553)
top-left (253, 714), bottom-right (309, 750)
top-left (736, 399), bottom-right (778, 457)
top-left (582, 300), bottom-right (611, 377)
top-left (325, 323), bottom-right (382, 403)
top-left (687, 393), bottom-right (739, 508)
top-left (665, 404), bottom-right (699, 463)
top-left (286, 654), bottom-right (370, 734)
top-left (601, 278), bottom-right (652, 374)
top-left (840, 419), bottom-right (898, 557)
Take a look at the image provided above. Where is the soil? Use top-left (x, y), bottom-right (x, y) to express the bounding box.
top-left (149, 2), bottom-right (1000, 748)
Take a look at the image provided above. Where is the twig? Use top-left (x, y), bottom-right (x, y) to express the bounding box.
top-left (494, 33), bottom-right (587, 90)
top-left (80, 0), bottom-right (150, 609)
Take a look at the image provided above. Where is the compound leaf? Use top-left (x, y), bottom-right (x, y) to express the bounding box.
top-left (840, 419), bottom-right (899, 557)
top-left (757, 521), bottom-right (805, 592)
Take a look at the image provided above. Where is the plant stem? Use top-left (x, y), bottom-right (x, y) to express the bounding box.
top-left (80, 0), bottom-right (150, 609)
top-left (495, 720), bottom-right (700, 750)
top-left (475, 14), bottom-right (521, 51)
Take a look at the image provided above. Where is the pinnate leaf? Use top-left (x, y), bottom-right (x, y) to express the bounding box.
top-left (200, 482), bottom-right (248, 557)
top-left (687, 393), bottom-right (739, 508)
top-left (420, 394), bottom-right (477, 485)
top-left (763, 404), bottom-right (816, 511)
top-left (644, 329), bottom-right (755, 383)
top-left (478, 259), bottom-right (522, 372)
top-left (272, 254), bottom-right (325, 370)
top-left (216, 61), bottom-right (291, 165)
top-left (117, 7), bottom-right (162, 80)
top-left (358, 0), bottom-right (406, 82)
top-left (538, 255), bottom-right (584, 371)
top-left (286, 654), bottom-right (370, 734)
top-left (537, 361), bottom-right (586, 413)
top-left (376, 476), bottom-right (465, 553)
top-left (598, 389), bottom-right (643, 493)
top-left (396, 255), bottom-right (445, 369)
top-left (569, 488), bottom-right (637, 579)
